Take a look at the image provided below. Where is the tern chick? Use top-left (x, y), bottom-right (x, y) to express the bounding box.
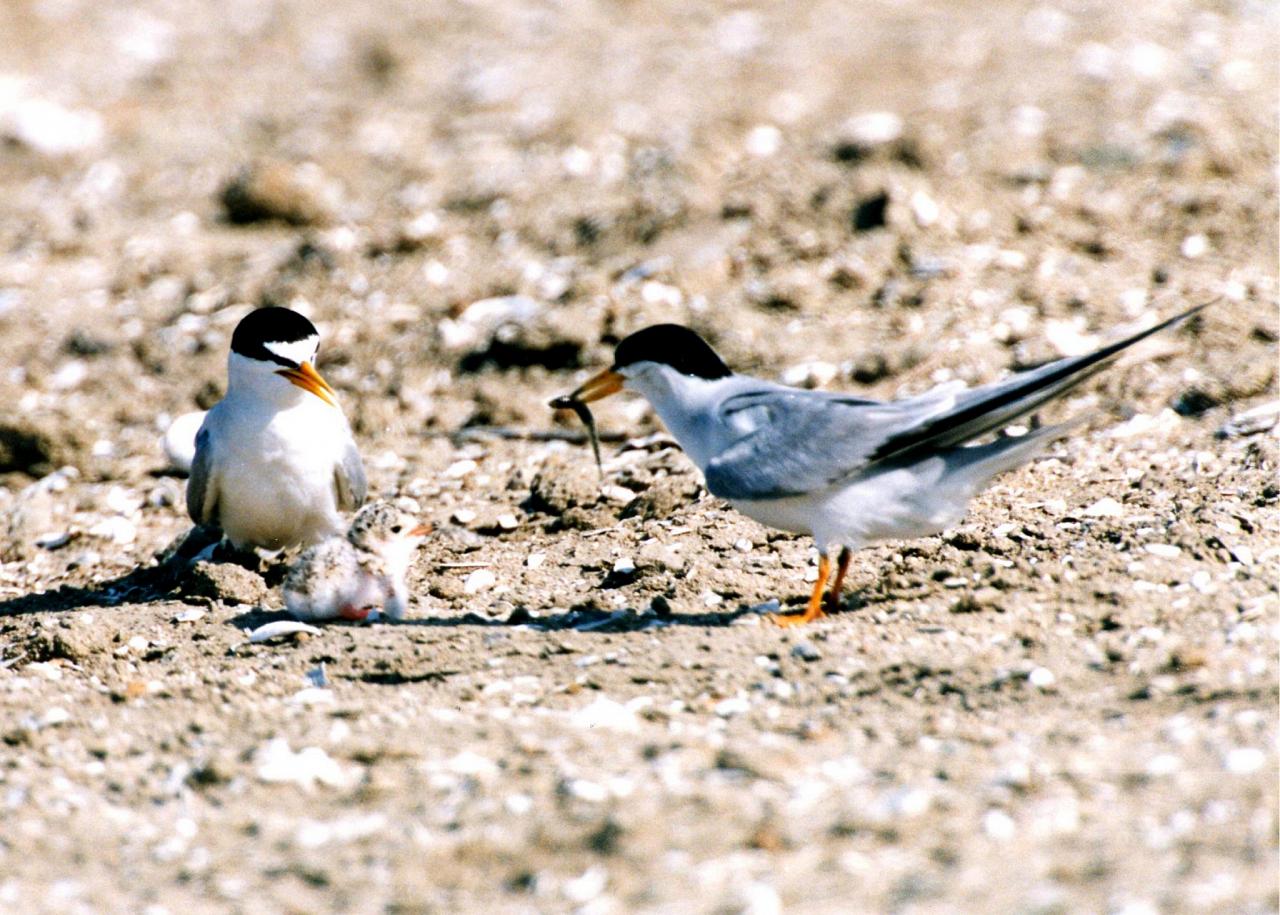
top-left (558, 305), bottom-right (1205, 625)
top-left (283, 501), bottom-right (431, 622)
top-left (186, 307), bottom-right (367, 552)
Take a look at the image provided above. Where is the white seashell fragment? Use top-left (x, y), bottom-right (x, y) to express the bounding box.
top-left (247, 620), bottom-right (322, 643)
top-left (254, 738), bottom-right (356, 790)
top-left (571, 697), bottom-right (640, 733)
top-left (1083, 497), bottom-right (1125, 518)
top-left (35, 531), bottom-right (72, 550)
top-left (463, 569), bottom-right (497, 594)
top-left (88, 516), bottom-right (136, 545)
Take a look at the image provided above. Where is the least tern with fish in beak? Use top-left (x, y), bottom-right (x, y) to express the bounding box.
top-left (555, 305), bottom-right (1205, 625)
top-left (186, 306), bottom-right (367, 552)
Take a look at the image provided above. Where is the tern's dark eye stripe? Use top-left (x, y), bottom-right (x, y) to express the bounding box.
top-left (230, 307), bottom-right (321, 366)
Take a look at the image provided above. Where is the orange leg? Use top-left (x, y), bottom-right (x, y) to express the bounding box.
top-left (770, 552), bottom-right (831, 627)
top-left (825, 547), bottom-right (853, 613)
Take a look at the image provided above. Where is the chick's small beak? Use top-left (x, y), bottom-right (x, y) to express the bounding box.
top-left (277, 361), bottom-right (337, 406)
top-left (555, 368), bottom-right (623, 407)
top-left (409, 523), bottom-right (432, 537)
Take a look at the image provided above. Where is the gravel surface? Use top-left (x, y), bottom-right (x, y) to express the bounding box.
top-left (0, 0), bottom-right (1276, 912)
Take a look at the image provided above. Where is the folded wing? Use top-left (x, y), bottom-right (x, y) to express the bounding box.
top-left (704, 304), bottom-right (1203, 501)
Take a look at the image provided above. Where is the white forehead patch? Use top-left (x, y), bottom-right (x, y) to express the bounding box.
top-left (264, 336), bottom-right (319, 365)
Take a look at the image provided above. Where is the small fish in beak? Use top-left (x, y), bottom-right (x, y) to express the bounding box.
top-left (549, 393), bottom-right (604, 478)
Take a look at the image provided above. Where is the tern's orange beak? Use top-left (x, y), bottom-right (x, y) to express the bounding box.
top-left (276, 361), bottom-right (337, 406)
top-left (409, 523), bottom-right (432, 537)
top-left (564, 368), bottom-right (624, 404)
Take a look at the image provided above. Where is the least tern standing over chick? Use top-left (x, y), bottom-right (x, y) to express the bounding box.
top-left (186, 307), bottom-right (367, 552)
top-left (284, 501), bottom-right (431, 621)
top-left (556, 305), bottom-right (1204, 625)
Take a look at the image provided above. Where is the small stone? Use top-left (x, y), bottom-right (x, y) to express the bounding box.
top-left (220, 161), bottom-right (342, 226)
top-left (983, 809), bottom-right (1016, 841)
top-left (1083, 497), bottom-right (1125, 518)
top-left (1028, 667), bottom-right (1055, 689)
top-left (464, 568), bottom-right (497, 594)
top-left (1143, 543), bottom-right (1182, 559)
top-left (612, 557), bottom-right (636, 576)
top-left (87, 516), bottom-right (136, 546)
top-left (745, 124), bottom-right (782, 158)
top-left (1180, 233), bottom-right (1208, 259)
top-left (733, 538), bottom-right (753, 553)
top-left (713, 696), bottom-right (751, 718)
top-left (450, 508), bottom-right (477, 525)
top-left (1223, 747), bottom-right (1265, 775)
top-left (35, 531), bottom-right (72, 550)
top-left (183, 561), bottom-right (269, 606)
top-left (445, 459), bottom-right (478, 478)
top-left (840, 111), bottom-right (904, 149)
top-left (496, 513), bottom-right (519, 531)
top-left (571, 697), bottom-right (640, 733)
top-left (790, 643), bottom-right (821, 663)
top-left (525, 552), bottom-right (546, 569)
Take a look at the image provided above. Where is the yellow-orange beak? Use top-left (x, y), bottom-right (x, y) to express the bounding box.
top-left (409, 523), bottom-right (432, 537)
top-left (561, 368), bottom-right (624, 405)
top-left (276, 361), bottom-right (337, 407)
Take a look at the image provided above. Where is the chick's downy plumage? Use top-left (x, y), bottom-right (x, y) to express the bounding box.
top-left (283, 501), bottom-right (430, 622)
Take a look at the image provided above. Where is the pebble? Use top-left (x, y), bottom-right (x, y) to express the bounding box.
top-left (220, 161), bottom-right (342, 226)
top-left (601, 485), bottom-right (636, 504)
top-left (35, 532), bottom-right (72, 550)
top-left (841, 111), bottom-right (904, 148)
top-left (496, 513), bottom-right (519, 531)
top-left (525, 552), bottom-right (546, 569)
top-left (790, 643), bottom-right (821, 663)
top-left (983, 809), bottom-right (1017, 841)
top-left (464, 568), bottom-right (497, 594)
top-left (1028, 667), bottom-right (1056, 689)
top-left (1083, 497), bottom-right (1125, 518)
top-left (733, 538), bottom-right (752, 553)
top-left (1180, 233), bottom-right (1209, 259)
top-left (570, 697), bottom-right (640, 733)
top-left (745, 124), bottom-right (782, 158)
top-left (612, 557), bottom-right (636, 576)
top-left (1143, 543), bottom-right (1182, 559)
top-left (172, 608), bottom-right (205, 623)
top-left (254, 739), bottom-right (355, 790)
top-left (1223, 747), bottom-right (1266, 775)
top-left (87, 517), bottom-right (136, 546)
top-left (0, 93), bottom-right (103, 156)
top-left (713, 696), bottom-right (751, 718)
top-left (445, 459), bottom-right (478, 478)
top-left (1217, 400), bottom-right (1280, 438)
top-left (450, 508), bottom-right (477, 525)
top-left (563, 778), bottom-right (608, 803)
top-left (781, 361), bottom-right (838, 389)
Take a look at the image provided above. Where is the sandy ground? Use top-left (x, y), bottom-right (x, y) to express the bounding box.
top-left (0, 0), bottom-right (1277, 912)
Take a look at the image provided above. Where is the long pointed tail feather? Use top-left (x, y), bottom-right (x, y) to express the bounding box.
top-left (871, 303), bottom-right (1207, 464)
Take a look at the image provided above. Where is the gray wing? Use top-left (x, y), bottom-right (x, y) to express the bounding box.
top-left (333, 435), bottom-right (367, 512)
top-left (185, 426), bottom-right (219, 526)
top-left (703, 390), bottom-right (946, 500)
top-left (704, 304), bottom-right (1205, 501)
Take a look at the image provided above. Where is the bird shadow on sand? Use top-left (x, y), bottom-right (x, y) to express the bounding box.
top-left (0, 527), bottom-right (256, 619)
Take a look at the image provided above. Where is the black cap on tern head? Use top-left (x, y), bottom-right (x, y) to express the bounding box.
top-left (230, 307), bottom-right (320, 367)
top-left (612, 324), bottom-right (732, 380)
